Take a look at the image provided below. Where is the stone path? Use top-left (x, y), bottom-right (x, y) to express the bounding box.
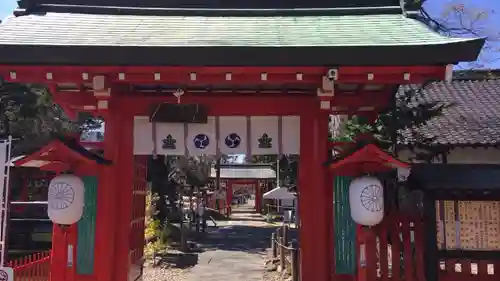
top-left (185, 204), bottom-right (275, 281)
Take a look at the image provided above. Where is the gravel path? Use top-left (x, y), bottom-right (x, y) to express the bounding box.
top-left (144, 204), bottom-right (276, 281)
top-left (185, 205), bottom-right (274, 281)
top-left (143, 265), bottom-right (189, 281)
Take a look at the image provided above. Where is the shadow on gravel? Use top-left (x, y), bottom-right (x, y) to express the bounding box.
top-left (154, 252), bottom-right (199, 269)
top-left (225, 217), bottom-right (266, 222)
top-left (153, 224), bottom-right (291, 268)
top-left (195, 225), bottom-right (298, 254)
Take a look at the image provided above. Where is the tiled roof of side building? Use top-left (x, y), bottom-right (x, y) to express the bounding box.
top-left (399, 77), bottom-right (500, 146)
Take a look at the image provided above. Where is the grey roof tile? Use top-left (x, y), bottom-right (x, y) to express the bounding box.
top-left (0, 12), bottom-right (475, 47)
top-left (399, 79), bottom-right (500, 146)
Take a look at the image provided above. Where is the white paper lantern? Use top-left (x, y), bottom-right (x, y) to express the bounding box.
top-left (47, 174), bottom-right (85, 225)
top-left (349, 176), bottom-right (384, 226)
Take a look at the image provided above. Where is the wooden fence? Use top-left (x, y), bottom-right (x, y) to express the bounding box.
top-left (8, 250), bottom-right (51, 281)
top-left (271, 225), bottom-right (299, 281)
top-left (357, 214), bottom-right (425, 281)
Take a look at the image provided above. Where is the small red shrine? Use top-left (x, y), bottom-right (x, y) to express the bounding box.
top-left (0, 0), bottom-right (484, 280)
top-left (15, 137), bottom-right (110, 175)
top-left (210, 164), bottom-right (276, 215)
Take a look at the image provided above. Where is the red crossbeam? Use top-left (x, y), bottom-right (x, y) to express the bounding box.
top-left (0, 65), bottom-right (447, 84)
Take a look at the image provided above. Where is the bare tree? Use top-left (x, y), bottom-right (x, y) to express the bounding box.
top-left (418, 0), bottom-right (499, 68)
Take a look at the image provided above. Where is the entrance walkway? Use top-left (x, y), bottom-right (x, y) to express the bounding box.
top-left (185, 204), bottom-right (274, 281)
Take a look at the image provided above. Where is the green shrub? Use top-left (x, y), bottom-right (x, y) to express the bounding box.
top-left (144, 188), bottom-right (169, 258)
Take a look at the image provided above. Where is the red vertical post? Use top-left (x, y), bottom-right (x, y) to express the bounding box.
top-left (113, 99), bottom-right (135, 281)
top-left (226, 180), bottom-right (233, 216)
top-left (255, 180), bottom-right (261, 213)
top-left (67, 224), bottom-right (78, 281)
top-left (49, 181), bottom-right (78, 281)
top-left (326, 170), bottom-right (334, 274)
top-left (94, 96), bottom-right (122, 281)
top-left (49, 225), bottom-right (67, 281)
top-left (299, 103), bottom-right (332, 281)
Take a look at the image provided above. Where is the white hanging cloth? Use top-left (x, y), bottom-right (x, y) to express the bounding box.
top-left (133, 115), bottom-right (302, 156)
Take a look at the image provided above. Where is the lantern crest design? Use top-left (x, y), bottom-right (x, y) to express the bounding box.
top-left (360, 184), bottom-right (383, 212)
top-left (349, 176), bottom-right (384, 226)
top-left (49, 182), bottom-right (75, 210)
top-left (47, 174), bottom-right (85, 225)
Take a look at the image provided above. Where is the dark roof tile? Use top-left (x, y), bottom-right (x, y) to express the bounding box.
top-left (399, 79), bottom-right (500, 146)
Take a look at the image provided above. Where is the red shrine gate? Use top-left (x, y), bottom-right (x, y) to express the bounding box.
top-left (210, 164), bottom-right (276, 215)
top-left (0, 0), bottom-right (484, 280)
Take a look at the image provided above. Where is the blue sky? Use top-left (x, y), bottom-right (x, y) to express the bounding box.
top-left (0, 0), bottom-right (498, 68)
top-left (0, 1), bottom-right (15, 20)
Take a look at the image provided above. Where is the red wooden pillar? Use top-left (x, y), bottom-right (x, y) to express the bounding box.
top-left (113, 99), bottom-right (135, 281)
top-left (50, 224), bottom-right (77, 281)
top-left (49, 169), bottom-right (67, 281)
top-left (93, 96), bottom-right (131, 281)
top-left (326, 170), bottom-right (335, 274)
top-left (299, 105), bottom-right (332, 281)
top-left (254, 180), bottom-right (261, 213)
top-left (49, 166), bottom-right (69, 281)
top-left (226, 180), bottom-right (233, 216)
top-left (49, 225), bottom-right (64, 281)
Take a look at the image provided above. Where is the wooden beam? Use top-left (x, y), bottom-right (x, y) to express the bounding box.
top-left (332, 92), bottom-right (392, 109)
top-left (0, 65), bottom-right (448, 85)
top-left (52, 91), bottom-right (97, 105)
top-left (120, 94), bottom-right (318, 116)
top-left (51, 88), bottom-right (393, 116)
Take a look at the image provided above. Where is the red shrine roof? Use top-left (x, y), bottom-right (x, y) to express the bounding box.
top-left (14, 137), bottom-right (110, 173)
top-left (0, 2), bottom-right (484, 66)
top-left (329, 144), bottom-right (408, 177)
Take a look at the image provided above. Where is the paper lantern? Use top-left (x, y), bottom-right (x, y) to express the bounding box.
top-left (47, 174), bottom-right (85, 225)
top-left (349, 176), bottom-right (384, 226)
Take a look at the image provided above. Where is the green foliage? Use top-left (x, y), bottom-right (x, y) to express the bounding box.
top-left (0, 83), bottom-right (66, 137)
top-left (264, 213), bottom-right (278, 223)
top-left (149, 154), bottom-right (214, 225)
top-left (144, 237), bottom-right (168, 259)
top-left (145, 189), bottom-right (161, 239)
top-left (144, 188), bottom-right (170, 259)
top-left (145, 218), bottom-right (162, 241)
top-left (249, 154), bottom-right (298, 187)
top-left (0, 81), bottom-right (101, 152)
top-left (378, 83), bottom-right (451, 147)
top-left (332, 116), bottom-right (374, 142)
top-left (175, 155), bottom-right (213, 186)
top-left (331, 83), bottom-right (451, 159)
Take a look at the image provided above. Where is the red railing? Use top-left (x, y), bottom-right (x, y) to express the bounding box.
top-left (8, 251), bottom-right (51, 281)
top-left (358, 214), bottom-right (425, 281)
